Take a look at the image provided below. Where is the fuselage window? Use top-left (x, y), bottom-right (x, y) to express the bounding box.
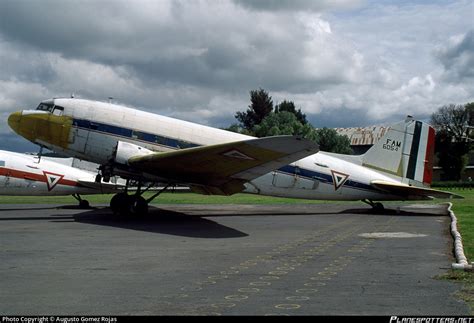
top-left (52, 106), bottom-right (64, 116)
top-left (0, 160), bottom-right (5, 167)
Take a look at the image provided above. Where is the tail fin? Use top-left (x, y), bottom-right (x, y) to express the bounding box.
top-left (362, 116), bottom-right (435, 187)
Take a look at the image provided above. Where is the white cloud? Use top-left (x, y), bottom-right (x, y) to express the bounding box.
top-left (0, 0), bottom-right (473, 150)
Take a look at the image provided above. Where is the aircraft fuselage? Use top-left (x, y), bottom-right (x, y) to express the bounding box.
top-left (8, 98), bottom-right (408, 201)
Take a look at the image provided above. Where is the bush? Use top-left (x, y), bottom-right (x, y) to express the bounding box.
top-left (431, 181), bottom-right (474, 189)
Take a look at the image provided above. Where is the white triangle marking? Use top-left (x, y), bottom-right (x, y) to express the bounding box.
top-left (222, 149), bottom-right (255, 160)
top-left (331, 170), bottom-right (349, 191)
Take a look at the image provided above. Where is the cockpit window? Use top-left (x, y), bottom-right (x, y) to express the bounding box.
top-left (36, 103), bottom-right (54, 112)
top-left (52, 106), bottom-right (64, 116)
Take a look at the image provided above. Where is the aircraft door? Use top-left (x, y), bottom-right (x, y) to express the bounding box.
top-left (71, 120), bottom-right (90, 154)
top-left (272, 169), bottom-right (296, 188)
top-left (271, 164), bottom-right (318, 190)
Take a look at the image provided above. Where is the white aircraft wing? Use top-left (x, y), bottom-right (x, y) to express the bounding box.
top-left (128, 136), bottom-right (319, 195)
top-left (371, 180), bottom-right (464, 199)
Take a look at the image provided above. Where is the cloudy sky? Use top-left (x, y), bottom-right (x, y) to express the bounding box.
top-left (0, 0), bottom-right (473, 152)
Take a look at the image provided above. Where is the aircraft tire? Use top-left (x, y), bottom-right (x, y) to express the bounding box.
top-left (110, 193), bottom-right (131, 215)
top-left (79, 200), bottom-right (90, 209)
top-left (373, 202), bottom-right (385, 211)
top-left (131, 196), bottom-right (148, 215)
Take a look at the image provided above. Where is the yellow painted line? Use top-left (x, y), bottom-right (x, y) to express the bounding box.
top-left (275, 304), bottom-right (301, 310)
top-left (211, 303), bottom-right (236, 308)
top-left (304, 282), bottom-right (326, 287)
top-left (268, 271), bottom-right (288, 275)
top-left (238, 287), bottom-right (260, 293)
top-left (181, 286), bottom-right (202, 291)
top-left (296, 288), bottom-right (318, 294)
top-left (208, 275), bottom-right (228, 280)
top-left (225, 295), bottom-right (248, 301)
top-left (221, 270), bottom-right (239, 275)
top-left (196, 280), bottom-right (216, 285)
top-left (286, 296), bottom-right (310, 301)
top-left (250, 281), bottom-right (271, 286)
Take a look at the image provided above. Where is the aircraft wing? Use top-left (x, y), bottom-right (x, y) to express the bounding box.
top-left (371, 180), bottom-right (464, 199)
top-left (128, 136), bottom-right (319, 195)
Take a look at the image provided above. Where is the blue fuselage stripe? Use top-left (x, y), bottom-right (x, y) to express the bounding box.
top-left (72, 118), bottom-right (377, 193)
top-left (72, 118), bottom-right (200, 149)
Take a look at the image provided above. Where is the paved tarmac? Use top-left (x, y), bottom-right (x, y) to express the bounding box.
top-left (0, 203), bottom-right (468, 315)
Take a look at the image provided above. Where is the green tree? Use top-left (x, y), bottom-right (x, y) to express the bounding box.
top-left (222, 123), bottom-right (254, 136)
top-left (431, 103), bottom-right (473, 180)
top-left (466, 102), bottom-right (474, 142)
top-left (274, 100), bottom-right (307, 124)
top-left (235, 88), bottom-right (273, 131)
top-left (254, 112), bottom-right (352, 154)
top-left (253, 111), bottom-right (313, 138)
top-left (310, 128), bottom-right (353, 154)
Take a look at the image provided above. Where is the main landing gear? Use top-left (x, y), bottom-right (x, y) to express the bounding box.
top-left (109, 183), bottom-right (170, 216)
top-left (72, 194), bottom-right (90, 209)
top-left (362, 199), bottom-right (385, 211)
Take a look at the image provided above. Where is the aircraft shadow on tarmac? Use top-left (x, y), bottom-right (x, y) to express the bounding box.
top-left (68, 207), bottom-right (249, 238)
top-left (0, 204), bottom-right (446, 238)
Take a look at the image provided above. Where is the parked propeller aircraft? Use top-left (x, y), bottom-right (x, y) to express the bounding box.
top-left (0, 149), bottom-right (124, 207)
top-left (8, 98), bottom-right (461, 214)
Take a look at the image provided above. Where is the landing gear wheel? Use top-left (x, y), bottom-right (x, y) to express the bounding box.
top-left (131, 196), bottom-right (148, 215)
top-left (79, 199), bottom-right (90, 209)
top-left (110, 193), bottom-right (149, 215)
top-left (362, 199), bottom-right (385, 212)
top-left (373, 202), bottom-right (385, 211)
top-left (110, 192), bottom-right (132, 215)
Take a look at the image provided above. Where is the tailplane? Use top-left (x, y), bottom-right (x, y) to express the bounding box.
top-left (362, 116), bottom-right (435, 187)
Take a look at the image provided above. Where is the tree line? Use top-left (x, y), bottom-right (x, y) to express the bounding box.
top-left (431, 102), bottom-right (473, 181)
top-left (225, 88), bottom-right (473, 181)
top-left (226, 88), bottom-right (352, 154)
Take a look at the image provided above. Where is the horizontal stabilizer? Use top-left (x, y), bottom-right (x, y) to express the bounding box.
top-left (128, 136), bottom-right (319, 195)
top-left (371, 180), bottom-right (464, 199)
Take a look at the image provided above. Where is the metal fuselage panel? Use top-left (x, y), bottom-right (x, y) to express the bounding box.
top-left (12, 99), bottom-right (402, 201)
top-left (0, 150), bottom-right (102, 196)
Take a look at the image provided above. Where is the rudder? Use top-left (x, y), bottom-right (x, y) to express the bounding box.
top-left (361, 116), bottom-right (435, 187)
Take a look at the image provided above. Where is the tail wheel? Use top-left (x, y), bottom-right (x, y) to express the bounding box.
top-left (79, 199), bottom-right (90, 209)
top-left (373, 202), bottom-right (385, 211)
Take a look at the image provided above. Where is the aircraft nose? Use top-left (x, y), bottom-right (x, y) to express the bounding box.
top-left (8, 111), bottom-right (22, 133)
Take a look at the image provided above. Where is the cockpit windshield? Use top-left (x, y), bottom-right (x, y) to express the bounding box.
top-left (35, 103), bottom-right (64, 116)
top-left (36, 103), bottom-right (54, 112)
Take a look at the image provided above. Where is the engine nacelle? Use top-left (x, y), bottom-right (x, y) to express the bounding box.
top-left (114, 141), bottom-right (154, 165)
